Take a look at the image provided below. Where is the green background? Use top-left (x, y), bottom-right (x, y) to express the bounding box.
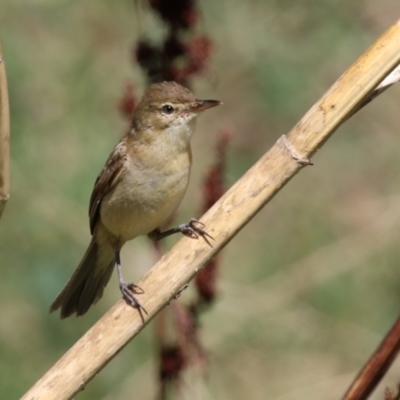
top-left (1, 1), bottom-right (400, 399)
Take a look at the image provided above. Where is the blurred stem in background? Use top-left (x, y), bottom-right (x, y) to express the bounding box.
top-left (0, 37), bottom-right (10, 220)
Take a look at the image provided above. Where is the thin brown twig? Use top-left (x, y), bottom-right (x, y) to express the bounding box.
top-left (0, 37), bottom-right (10, 220)
top-left (342, 316), bottom-right (400, 400)
top-left (20, 20), bottom-right (400, 400)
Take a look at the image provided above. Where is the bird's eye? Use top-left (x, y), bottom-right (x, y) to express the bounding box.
top-left (162, 104), bottom-right (174, 114)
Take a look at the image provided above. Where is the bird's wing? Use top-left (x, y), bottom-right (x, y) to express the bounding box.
top-left (89, 140), bottom-right (127, 234)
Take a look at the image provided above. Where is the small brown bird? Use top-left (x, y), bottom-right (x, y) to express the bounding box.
top-left (50, 81), bottom-right (221, 318)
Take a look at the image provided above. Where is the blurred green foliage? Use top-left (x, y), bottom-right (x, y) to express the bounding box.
top-left (1, 0), bottom-right (400, 399)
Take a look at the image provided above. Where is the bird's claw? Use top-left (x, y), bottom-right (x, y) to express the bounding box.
top-left (120, 281), bottom-right (148, 315)
top-left (179, 218), bottom-right (214, 246)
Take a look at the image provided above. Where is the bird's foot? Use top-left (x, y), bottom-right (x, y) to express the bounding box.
top-left (178, 218), bottom-right (214, 246)
top-left (151, 218), bottom-right (214, 246)
top-left (119, 281), bottom-right (148, 315)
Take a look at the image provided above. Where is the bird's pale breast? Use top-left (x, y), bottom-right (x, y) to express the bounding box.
top-left (100, 149), bottom-right (191, 241)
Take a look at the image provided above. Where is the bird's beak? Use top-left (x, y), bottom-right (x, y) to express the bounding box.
top-left (190, 99), bottom-right (222, 113)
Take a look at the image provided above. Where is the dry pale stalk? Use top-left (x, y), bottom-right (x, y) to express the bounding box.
top-left (21, 20), bottom-right (400, 400)
top-left (0, 38), bottom-right (10, 220)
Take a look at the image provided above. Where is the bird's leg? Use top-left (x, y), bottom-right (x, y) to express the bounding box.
top-left (149, 218), bottom-right (214, 246)
top-left (115, 250), bottom-right (148, 315)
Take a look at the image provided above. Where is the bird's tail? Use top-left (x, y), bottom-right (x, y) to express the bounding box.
top-left (50, 238), bottom-right (115, 318)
